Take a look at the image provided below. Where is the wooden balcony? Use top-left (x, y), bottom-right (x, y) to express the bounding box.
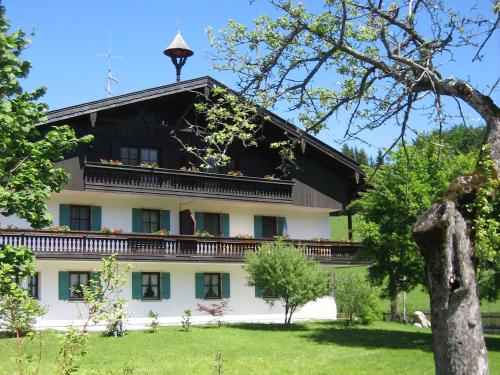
top-left (83, 163), bottom-right (294, 203)
top-left (0, 229), bottom-right (364, 265)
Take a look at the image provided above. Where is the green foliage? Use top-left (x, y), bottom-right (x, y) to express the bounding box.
top-left (148, 311), bottom-right (159, 333)
top-left (0, 6), bottom-right (91, 228)
top-left (0, 245), bottom-right (36, 296)
top-left (245, 239), bottom-right (328, 325)
top-left (81, 254), bottom-right (132, 337)
top-left (334, 272), bottom-right (380, 325)
top-left (178, 85), bottom-right (296, 176)
top-left (57, 326), bottom-right (88, 375)
top-left (467, 146), bottom-right (500, 301)
top-left (181, 309), bottom-right (192, 332)
top-left (56, 255), bottom-right (132, 373)
top-left (350, 136), bottom-right (477, 302)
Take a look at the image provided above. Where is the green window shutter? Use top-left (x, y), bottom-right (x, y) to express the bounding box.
top-left (254, 215), bottom-right (263, 238)
top-left (221, 273), bottom-right (230, 298)
top-left (278, 217), bottom-right (287, 236)
top-left (132, 272), bottom-right (142, 299)
top-left (195, 273), bottom-right (204, 298)
top-left (195, 212), bottom-right (204, 232)
top-left (91, 206), bottom-right (102, 231)
top-left (255, 285), bottom-right (264, 298)
top-left (58, 271), bottom-right (69, 300)
top-left (220, 213), bottom-right (229, 237)
top-left (132, 208), bottom-right (142, 233)
top-left (160, 210), bottom-right (171, 231)
top-left (59, 204), bottom-right (70, 227)
top-left (161, 272), bottom-right (171, 299)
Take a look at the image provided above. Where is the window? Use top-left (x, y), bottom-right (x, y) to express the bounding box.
top-left (141, 272), bottom-right (160, 299)
top-left (28, 273), bottom-right (39, 299)
top-left (142, 209), bottom-right (160, 233)
top-left (70, 205), bottom-right (91, 231)
top-left (120, 147), bottom-right (159, 166)
top-left (69, 272), bottom-right (90, 300)
top-left (140, 148), bottom-right (158, 164)
top-left (120, 147), bottom-right (139, 165)
top-left (203, 213), bottom-right (221, 236)
top-left (204, 273), bottom-right (221, 299)
top-left (261, 216), bottom-right (277, 239)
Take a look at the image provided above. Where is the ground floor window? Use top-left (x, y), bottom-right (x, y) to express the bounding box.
top-left (142, 272), bottom-right (160, 300)
top-left (28, 273), bottom-right (39, 299)
top-left (69, 272), bottom-right (90, 300)
top-left (204, 273), bottom-right (221, 299)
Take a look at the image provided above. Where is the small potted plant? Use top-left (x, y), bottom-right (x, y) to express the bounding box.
top-left (100, 159), bottom-right (123, 166)
top-left (154, 228), bottom-right (170, 236)
top-left (48, 225), bottom-right (70, 232)
top-left (311, 236), bottom-right (329, 242)
top-left (194, 230), bottom-right (214, 238)
top-left (263, 174), bottom-right (277, 180)
top-left (140, 161), bottom-right (159, 168)
top-left (234, 234), bottom-right (253, 239)
top-left (180, 165), bottom-right (200, 172)
top-left (227, 170), bottom-right (243, 176)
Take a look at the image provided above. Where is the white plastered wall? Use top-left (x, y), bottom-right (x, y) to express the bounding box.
top-left (34, 260), bottom-right (336, 330)
top-left (2, 190), bottom-right (331, 240)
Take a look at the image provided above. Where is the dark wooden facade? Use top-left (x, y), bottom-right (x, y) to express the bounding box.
top-left (44, 77), bottom-right (361, 210)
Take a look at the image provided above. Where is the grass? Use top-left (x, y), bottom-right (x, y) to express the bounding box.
top-left (334, 266), bottom-right (500, 314)
top-left (1, 321), bottom-right (499, 374)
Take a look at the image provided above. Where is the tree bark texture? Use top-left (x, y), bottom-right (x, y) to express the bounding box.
top-left (414, 201), bottom-right (488, 375)
top-left (390, 294), bottom-right (400, 322)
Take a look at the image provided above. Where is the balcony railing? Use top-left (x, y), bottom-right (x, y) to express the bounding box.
top-left (0, 229), bottom-right (364, 264)
top-left (83, 163), bottom-right (294, 203)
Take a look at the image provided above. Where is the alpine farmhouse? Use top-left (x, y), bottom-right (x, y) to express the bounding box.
top-left (1, 76), bottom-right (363, 329)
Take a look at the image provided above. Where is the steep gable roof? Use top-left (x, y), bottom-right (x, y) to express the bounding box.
top-left (46, 76), bottom-right (362, 175)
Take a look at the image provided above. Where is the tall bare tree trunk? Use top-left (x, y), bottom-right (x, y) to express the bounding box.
top-left (414, 200), bottom-right (488, 375)
top-left (413, 101), bottom-right (498, 374)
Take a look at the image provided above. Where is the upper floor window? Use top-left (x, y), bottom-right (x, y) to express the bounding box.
top-left (142, 209), bottom-right (160, 233)
top-left (121, 147), bottom-right (139, 165)
top-left (70, 205), bottom-right (91, 231)
top-left (203, 213), bottom-right (221, 236)
top-left (120, 147), bottom-right (159, 166)
top-left (140, 148), bottom-right (158, 164)
top-left (69, 271), bottom-right (90, 300)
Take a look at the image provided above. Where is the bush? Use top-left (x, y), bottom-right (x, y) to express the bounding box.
top-left (245, 239), bottom-right (328, 325)
top-left (334, 272), bottom-right (380, 325)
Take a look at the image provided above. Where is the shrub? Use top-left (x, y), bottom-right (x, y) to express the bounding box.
top-left (148, 311), bottom-right (159, 333)
top-left (245, 239), bottom-right (328, 325)
top-left (181, 309), bottom-right (192, 332)
top-left (197, 300), bottom-right (231, 327)
top-left (334, 272), bottom-right (380, 325)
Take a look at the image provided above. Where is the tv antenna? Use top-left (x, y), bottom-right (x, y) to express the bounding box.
top-left (98, 35), bottom-right (122, 97)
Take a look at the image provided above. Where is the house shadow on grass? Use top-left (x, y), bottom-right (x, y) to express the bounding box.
top-left (228, 322), bottom-right (309, 332)
top-left (302, 321), bottom-right (500, 353)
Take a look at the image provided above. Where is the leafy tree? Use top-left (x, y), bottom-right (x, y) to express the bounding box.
top-left (209, 1), bottom-right (499, 371)
top-left (0, 6), bottom-right (91, 229)
top-left (350, 136), bottom-right (476, 319)
top-left (334, 272), bottom-right (380, 324)
top-left (0, 7), bottom-right (91, 372)
top-left (245, 239), bottom-right (329, 325)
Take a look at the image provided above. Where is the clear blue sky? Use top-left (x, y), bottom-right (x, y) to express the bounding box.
top-left (4, 1), bottom-right (499, 155)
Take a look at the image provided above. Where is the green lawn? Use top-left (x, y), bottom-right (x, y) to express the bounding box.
top-left (1, 321), bottom-right (499, 374)
top-left (334, 266), bottom-right (500, 314)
